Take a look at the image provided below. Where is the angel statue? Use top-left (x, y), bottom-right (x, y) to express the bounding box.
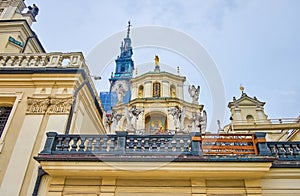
top-left (188, 85), bottom-right (200, 104)
top-left (125, 105), bottom-right (144, 131)
top-left (116, 84), bottom-right (125, 104)
top-left (168, 106), bottom-right (186, 132)
top-left (191, 110), bottom-right (207, 133)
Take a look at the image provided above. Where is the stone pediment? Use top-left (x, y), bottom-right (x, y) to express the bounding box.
top-left (228, 93), bottom-right (265, 108)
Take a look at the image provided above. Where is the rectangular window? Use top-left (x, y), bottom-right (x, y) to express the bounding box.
top-left (0, 93), bottom-right (22, 152)
top-left (0, 106), bottom-right (12, 137)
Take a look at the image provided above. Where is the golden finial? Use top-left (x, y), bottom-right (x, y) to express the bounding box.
top-left (240, 84), bottom-right (245, 93)
top-left (177, 66), bottom-right (180, 75)
top-left (154, 55), bottom-right (159, 66)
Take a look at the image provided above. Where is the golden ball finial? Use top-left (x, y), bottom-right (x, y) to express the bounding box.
top-left (240, 84), bottom-right (245, 93)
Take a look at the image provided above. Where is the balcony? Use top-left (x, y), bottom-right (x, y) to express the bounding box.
top-left (34, 132), bottom-right (300, 165)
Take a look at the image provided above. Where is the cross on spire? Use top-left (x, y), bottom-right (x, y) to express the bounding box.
top-left (127, 21), bottom-right (132, 38)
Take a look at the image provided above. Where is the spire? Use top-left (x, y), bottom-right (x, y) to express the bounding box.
top-left (110, 21), bottom-right (134, 81)
top-left (127, 21), bottom-right (132, 38)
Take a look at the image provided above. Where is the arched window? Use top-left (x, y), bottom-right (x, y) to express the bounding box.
top-left (246, 115), bottom-right (254, 123)
top-left (153, 82), bottom-right (161, 97)
top-left (170, 84), bottom-right (176, 98)
top-left (138, 85), bottom-right (144, 98)
top-left (0, 106), bottom-right (13, 137)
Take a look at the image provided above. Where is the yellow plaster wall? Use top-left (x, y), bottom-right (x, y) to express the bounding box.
top-left (0, 71), bottom-right (105, 195)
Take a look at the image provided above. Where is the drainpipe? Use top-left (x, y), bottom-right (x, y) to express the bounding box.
top-left (65, 76), bottom-right (101, 134)
top-left (21, 32), bottom-right (37, 53)
top-left (32, 167), bottom-right (47, 196)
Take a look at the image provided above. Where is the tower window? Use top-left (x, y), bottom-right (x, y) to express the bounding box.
top-left (121, 64), bottom-right (125, 72)
top-left (0, 106), bottom-right (12, 138)
top-left (170, 84), bottom-right (176, 98)
top-left (153, 82), bottom-right (161, 97)
top-left (138, 85), bottom-right (144, 98)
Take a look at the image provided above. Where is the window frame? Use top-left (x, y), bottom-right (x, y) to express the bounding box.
top-left (0, 92), bottom-right (23, 153)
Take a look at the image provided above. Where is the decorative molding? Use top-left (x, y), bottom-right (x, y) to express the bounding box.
top-left (26, 96), bottom-right (73, 115)
top-left (47, 97), bottom-right (73, 114)
top-left (26, 97), bottom-right (50, 114)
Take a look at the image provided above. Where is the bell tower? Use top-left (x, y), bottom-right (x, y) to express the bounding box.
top-left (100, 21), bottom-right (134, 111)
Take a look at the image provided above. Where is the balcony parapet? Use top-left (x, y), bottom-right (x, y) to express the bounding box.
top-left (228, 118), bottom-right (300, 132)
top-left (0, 52), bottom-right (89, 72)
top-left (33, 132), bottom-right (300, 165)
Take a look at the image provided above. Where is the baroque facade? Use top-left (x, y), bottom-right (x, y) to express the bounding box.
top-left (0, 1), bottom-right (300, 196)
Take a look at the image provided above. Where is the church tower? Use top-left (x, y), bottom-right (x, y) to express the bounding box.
top-left (100, 21), bottom-right (134, 111)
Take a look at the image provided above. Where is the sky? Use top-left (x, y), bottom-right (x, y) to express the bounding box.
top-left (25, 0), bottom-right (300, 129)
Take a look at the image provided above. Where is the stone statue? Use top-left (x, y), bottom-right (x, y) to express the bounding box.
top-left (188, 85), bottom-right (200, 104)
top-left (190, 110), bottom-right (207, 133)
top-left (168, 106), bottom-right (186, 132)
top-left (125, 105), bottom-right (144, 131)
top-left (27, 4), bottom-right (39, 18)
top-left (104, 110), bottom-right (123, 133)
top-left (116, 84), bottom-right (125, 104)
top-left (104, 112), bottom-right (114, 133)
top-left (112, 112), bottom-right (122, 131)
top-left (199, 110), bottom-right (207, 133)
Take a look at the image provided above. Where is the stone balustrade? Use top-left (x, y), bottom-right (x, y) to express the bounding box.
top-left (0, 52), bottom-right (87, 69)
top-left (37, 132), bottom-right (296, 161)
top-left (267, 142), bottom-right (300, 160)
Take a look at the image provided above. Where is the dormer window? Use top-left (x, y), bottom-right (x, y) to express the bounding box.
top-left (153, 82), bottom-right (161, 97)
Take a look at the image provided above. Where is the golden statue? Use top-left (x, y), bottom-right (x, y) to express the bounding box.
top-left (154, 55), bottom-right (159, 66)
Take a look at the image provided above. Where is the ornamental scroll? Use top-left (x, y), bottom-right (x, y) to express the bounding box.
top-left (26, 97), bottom-right (73, 114)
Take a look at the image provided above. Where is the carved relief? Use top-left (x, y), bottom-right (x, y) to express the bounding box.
top-left (47, 97), bottom-right (73, 114)
top-left (26, 97), bottom-right (50, 114)
top-left (27, 97), bottom-right (73, 114)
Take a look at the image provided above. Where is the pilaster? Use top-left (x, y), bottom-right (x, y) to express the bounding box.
top-left (100, 177), bottom-right (116, 196)
top-left (191, 178), bottom-right (206, 196)
top-left (245, 179), bottom-right (262, 196)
